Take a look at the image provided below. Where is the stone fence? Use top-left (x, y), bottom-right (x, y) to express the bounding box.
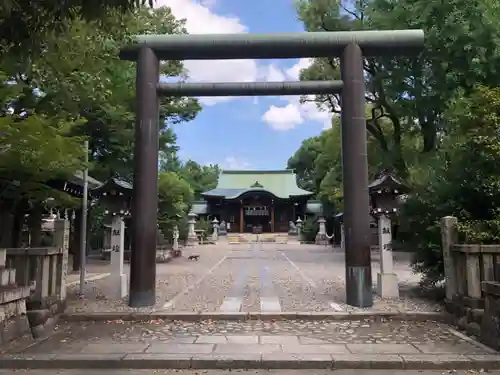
top-left (441, 216), bottom-right (500, 350)
top-left (3, 218), bottom-right (69, 339)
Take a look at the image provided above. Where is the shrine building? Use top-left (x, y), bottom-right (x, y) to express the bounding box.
top-left (192, 169), bottom-right (322, 233)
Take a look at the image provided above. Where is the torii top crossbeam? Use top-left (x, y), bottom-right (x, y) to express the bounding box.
top-left (119, 30), bottom-right (424, 61)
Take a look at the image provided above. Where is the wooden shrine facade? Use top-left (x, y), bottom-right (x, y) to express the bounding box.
top-left (193, 170), bottom-right (322, 233)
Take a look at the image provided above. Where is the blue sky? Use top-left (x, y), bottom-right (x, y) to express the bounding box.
top-left (166, 0), bottom-right (332, 170)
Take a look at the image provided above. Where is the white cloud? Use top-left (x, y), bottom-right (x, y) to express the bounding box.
top-left (203, 156), bottom-right (253, 169)
top-left (156, 2), bottom-right (332, 126)
top-left (158, 0), bottom-right (259, 105)
top-left (261, 58), bottom-right (333, 131)
top-left (261, 104), bottom-right (303, 131)
top-left (199, 0), bottom-right (217, 8)
top-left (263, 65), bottom-right (286, 82)
top-left (222, 156), bottom-right (253, 170)
top-left (285, 58), bottom-right (313, 80)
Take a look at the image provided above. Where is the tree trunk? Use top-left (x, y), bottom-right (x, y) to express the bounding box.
top-left (0, 200), bottom-right (14, 248)
top-left (11, 208), bottom-right (24, 248)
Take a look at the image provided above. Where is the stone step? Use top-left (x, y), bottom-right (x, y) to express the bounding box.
top-left (0, 285), bottom-right (30, 305)
top-left (0, 267), bottom-right (15, 287)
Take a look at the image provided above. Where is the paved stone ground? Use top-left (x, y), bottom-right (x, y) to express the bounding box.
top-left (65, 242), bottom-right (442, 313)
top-left (3, 319), bottom-right (477, 351)
top-left (0, 319), bottom-right (498, 369)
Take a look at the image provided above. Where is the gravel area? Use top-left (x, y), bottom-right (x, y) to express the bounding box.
top-left (270, 258), bottom-right (333, 311)
top-left (278, 245), bottom-right (443, 313)
top-left (166, 260), bottom-right (237, 312)
top-left (64, 242), bottom-right (443, 314)
top-left (65, 245), bottom-right (230, 313)
top-left (5, 319), bottom-right (480, 355)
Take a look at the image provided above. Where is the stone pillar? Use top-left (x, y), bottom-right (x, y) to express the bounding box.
top-left (340, 43), bottom-right (373, 308)
top-left (441, 216), bottom-right (458, 301)
top-left (54, 217), bottom-right (70, 302)
top-left (296, 217), bottom-right (303, 241)
top-left (110, 215), bottom-right (127, 299)
top-left (340, 224), bottom-right (345, 252)
top-left (481, 281), bottom-right (500, 350)
top-left (212, 218), bottom-right (219, 242)
top-left (129, 46), bottom-right (160, 308)
top-left (219, 221), bottom-right (227, 236)
top-left (315, 217), bottom-right (327, 245)
top-left (186, 211), bottom-right (198, 246)
top-left (0, 247), bottom-right (5, 268)
top-left (376, 214), bottom-right (398, 298)
top-left (173, 225), bottom-right (179, 251)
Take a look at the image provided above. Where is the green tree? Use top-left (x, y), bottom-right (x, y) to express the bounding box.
top-left (157, 171), bottom-right (194, 240)
top-left (295, 0), bottom-right (500, 175)
top-left (25, 7), bottom-right (201, 182)
top-left (288, 111), bottom-right (403, 212)
top-left (161, 158), bottom-right (220, 199)
top-left (401, 86), bottom-right (500, 284)
top-left (0, 115), bottom-right (85, 183)
top-left (0, 0), bottom-right (154, 55)
top-left (0, 7), bottom-right (202, 249)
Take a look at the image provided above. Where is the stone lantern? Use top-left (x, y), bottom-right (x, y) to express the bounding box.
top-left (315, 217), bottom-right (327, 245)
top-left (212, 217), bottom-right (219, 242)
top-left (93, 178), bottom-right (132, 299)
top-left (368, 171), bottom-right (408, 298)
top-left (186, 210), bottom-right (198, 246)
top-left (296, 217), bottom-right (303, 241)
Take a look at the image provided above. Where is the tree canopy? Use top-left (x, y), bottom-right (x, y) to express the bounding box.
top-left (295, 0), bottom-right (500, 176)
top-left (290, 0), bottom-right (500, 284)
top-left (0, 3), bottom-right (217, 247)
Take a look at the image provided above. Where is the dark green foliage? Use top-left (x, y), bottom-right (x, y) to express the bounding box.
top-left (400, 86), bottom-right (500, 285)
top-left (301, 217), bottom-right (318, 242)
top-left (0, 0), bottom-right (152, 54)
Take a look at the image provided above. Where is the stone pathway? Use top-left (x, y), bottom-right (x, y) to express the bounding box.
top-left (1, 319), bottom-right (499, 369)
top-left (65, 243), bottom-right (442, 314)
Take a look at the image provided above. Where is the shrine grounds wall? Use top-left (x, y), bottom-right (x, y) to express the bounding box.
top-left (441, 216), bottom-right (500, 350)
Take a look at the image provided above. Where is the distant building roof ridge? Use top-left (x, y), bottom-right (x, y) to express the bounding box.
top-left (220, 169), bottom-right (295, 175)
top-left (201, 168), bottom-right (312, 199)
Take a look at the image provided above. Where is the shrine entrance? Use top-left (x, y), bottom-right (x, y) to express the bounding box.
top-left (242, 194), bottom-right (273, 233)
top-left (120, 30), bottom-right (425, 309)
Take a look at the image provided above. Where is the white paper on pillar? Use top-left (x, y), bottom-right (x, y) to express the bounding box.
top-left (111, 216), bottom-right (125, 275)
top-left (378, 215), bottom-right (393, 274)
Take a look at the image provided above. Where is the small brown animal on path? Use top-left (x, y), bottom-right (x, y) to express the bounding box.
top-left (187, 255), bottom-right (200, 260)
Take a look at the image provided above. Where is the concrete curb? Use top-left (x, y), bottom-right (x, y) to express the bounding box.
top-left (61, 311), bottom-right (451, 323)
top-left (1, 353), bottom-right (499, 370)
top-left (66, 273), bottom-right (110, 287)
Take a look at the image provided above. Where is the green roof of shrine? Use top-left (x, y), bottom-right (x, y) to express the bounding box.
top-left (201, 169), bottom-right (313, 200)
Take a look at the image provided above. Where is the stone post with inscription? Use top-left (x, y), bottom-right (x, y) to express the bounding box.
top-left (110, 215), bottom-right (127, 299)
top-left (54, 216), bottom-right (70, 302)
top-left (376, 214), bottom-right (398, 298)
top-left (186, 210), bottom-right (198, 246)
